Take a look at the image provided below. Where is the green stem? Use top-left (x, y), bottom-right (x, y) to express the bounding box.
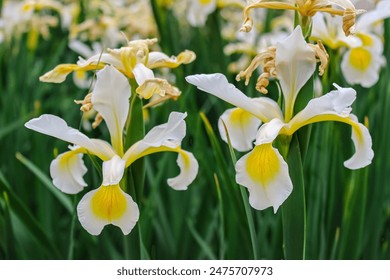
top-left (222, 120), bottom-right (258, 260)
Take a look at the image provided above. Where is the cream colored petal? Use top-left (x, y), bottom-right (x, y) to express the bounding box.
top-left (235, 144), bottom-right (292, 213)
top-left (50, 147), bottom-right (87, 194)
top-left (77, 185), bottom-right (139, 235)
top-left (218, 107), bottom-right (261, 152)
top-left (147, 50), bottom-right (196, 69)
top-left (25, 114), bottom-right (114, 160)
top-left (91, 65), bottom-right (130, 154)
top-left (167, 150), bottom-right (199, 191)
top-left (186, 73), bottom-right (283, 122)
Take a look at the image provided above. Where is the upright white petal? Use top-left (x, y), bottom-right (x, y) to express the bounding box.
top-left (186, 73), bottom-right (283, 122)
top-left (25, 114), bottom-right (114, 160)
top-left (77, 185), bottom-right (139, 235)
top-left (167, 150), bottom-right (199, 191)
top-left (92, 65), bottom-right (131, 153)
top-left (276, 26), bottom-right (317, 120)
top-left (236, 144), bottom-right (292, 213)
top-left (50, 147), bottom-right (87, 194)
top-left (218, 107), bottom-right (261, 152)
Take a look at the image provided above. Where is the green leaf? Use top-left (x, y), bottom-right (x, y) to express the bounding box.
top-left (281, 135), bottom-right (307, 260)
top-left (0, 170), bottom-right (62, 259)
top-left (15, 152), bottom-right (73, 214)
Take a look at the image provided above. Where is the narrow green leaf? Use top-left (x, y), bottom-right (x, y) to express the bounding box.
top-left (0, 170), bottom-right (62, 259)
top-left (15, 152), bottom-right (73, 214)
top-left (281, 135), bottom-right (307, 260)
top-left (187, 219), bottom-right (217, 260)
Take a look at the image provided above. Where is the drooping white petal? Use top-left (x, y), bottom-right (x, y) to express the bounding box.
top-left (25, 114), bottom-right (114, 160)
top-left (186, 73), bottom-right (283, 122)
top-left (91, 65), bottom-right (131, 153)
top-left (343, 114), bottom-right (374, 169)
top-left (101, 155), bottom-right (126, 186)
top-left (167, 150), bottom-right (199, 191)
top-left (276, 25), bottom-right (317, 120)
top-left (235, 144), bottom-right (292, 213)
top-left (50, 147), bottom-right (87, 194)
top-left (77, 185), bottom-right (139, 235)
top-left (285, 85), bottom-right (374, 170)
top-left (218, 107), bottom-right (261, 152)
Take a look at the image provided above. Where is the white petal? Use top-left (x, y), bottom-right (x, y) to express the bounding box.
top-left (186, 73), bottom-right (283, 122)
top-left (356, 8), bottom-right (390, 31)
top-left (167, 150), bottom-right (199, 191)
top-left (77, 185), bottom-right (139, 235)
top-left (102, 155), bottom-right (126, 186)
top-left (187, 0), bottom-right (216, 27)
top-left (91, 65), bottom-right (130, 152)
top-left (132, 63), bottom-right (154, 86)
top-left (218, 107), bottom-right (261, 152)
top-left (255, 118), bottom-right (286, 146)
top-left (276, 26), bottom-right (316, 118)
top-left (25, 114), bottom-right (114, 160)
top-left (344, 115), bottom-right (374, 169)
top-left (341, 46), bottom-right (385, 87)
top-left (288, 84), bottom-right (357, 133)
top-left (50, 148), bottom-right (87, 194)
top-left (235, 144), bottom-right (292, 213)
top-left (142, 111), bottom-right (187, 148)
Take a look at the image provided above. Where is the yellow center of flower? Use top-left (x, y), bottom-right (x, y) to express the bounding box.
top-left (91, 185), bottom-right (127, 221)
top-left (246, 144), bottom-right (280, 186)
top-left (349, 47), bottom-right (371, 71)
top-left (199, 0), bottom-right (212, 5)
top-left (230, 108), bottom-right (253, 126)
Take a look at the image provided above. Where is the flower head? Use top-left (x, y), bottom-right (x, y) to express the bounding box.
top-left (186, 26), bottom-right (373, 212)
top-left (26, 66), bottom-right (198, 235)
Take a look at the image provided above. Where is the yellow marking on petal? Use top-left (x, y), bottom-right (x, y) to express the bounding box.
top-left (75, 70), bottom-right (87, 79)
top-left (39, 63), bottom-right (104, 83)
top-left (91, 185), bottom-right (127, 221)
top-left (246, 144), bottom-right (280, 186)
top-left (230, 108), bottom-right (253, 126)
top-left (200, 0), bottom-right (212, 5)
top-left (349, 47), bottom-right (371, 71)
top-left (357, 34), bottom-right (373, 47)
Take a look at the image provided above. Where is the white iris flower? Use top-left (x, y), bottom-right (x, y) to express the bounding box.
top-left (25, 65), bottom-right (198, 235)
top-left (186, 26), bottom-right (373, 213)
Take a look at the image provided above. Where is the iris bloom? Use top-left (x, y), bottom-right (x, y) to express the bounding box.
top-left (312, 1), bottom-right (390, 87)
top-left (240, 0), bottom-right (363, 36)
top-left (39, 38), bottom-right (196, 103)
top-left (186, 26), bottom-right (373, 212)
top-left (25, 66), bottom-right (198, 235)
